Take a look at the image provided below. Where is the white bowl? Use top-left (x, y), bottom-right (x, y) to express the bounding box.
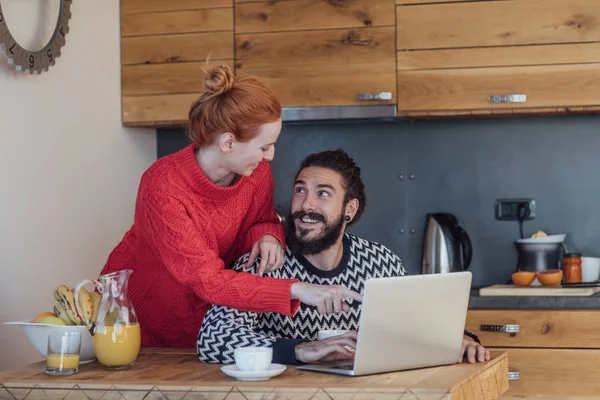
top-left (516, 234), bottom-right (567, 244)
top-left (4, 321), bottom-right (95, 363)
top-left (582, 257), bottom-right (600, 282)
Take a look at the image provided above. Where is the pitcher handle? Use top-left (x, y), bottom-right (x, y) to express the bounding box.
top-left (74, 279), bottom-right (101, 335)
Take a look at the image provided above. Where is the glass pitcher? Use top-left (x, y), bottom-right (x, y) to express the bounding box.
top-left (74, 269), bottom-right (141, 370)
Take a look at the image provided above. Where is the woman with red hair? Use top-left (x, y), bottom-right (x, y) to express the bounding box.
top-left (101, 64), bottom-right (360, 347)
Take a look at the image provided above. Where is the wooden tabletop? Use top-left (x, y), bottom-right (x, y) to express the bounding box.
top-left (0, 348), bottom-right (508, 400)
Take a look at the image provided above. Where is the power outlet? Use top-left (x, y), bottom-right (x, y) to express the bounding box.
top-left (495, 199), bottom-right (536, 220)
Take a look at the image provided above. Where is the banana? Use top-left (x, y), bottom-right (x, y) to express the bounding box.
top-left (76, 287), bottom-right (94, 324)
top-left (53, 285), bottom-right (82, 325)
top-left (54, 302), bottom-right (74, 325)
top-left (90, 291), bottom-right (101, 322)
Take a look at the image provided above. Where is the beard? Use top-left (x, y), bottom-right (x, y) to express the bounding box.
top-left (287, 210), bottom-right (345, 256)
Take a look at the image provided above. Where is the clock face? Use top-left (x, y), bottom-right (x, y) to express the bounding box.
top-left (0, 0), bottom-right (72, 74)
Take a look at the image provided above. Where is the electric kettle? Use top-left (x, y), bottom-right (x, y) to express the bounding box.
top-left (421, 213), bottom-right (472, 274)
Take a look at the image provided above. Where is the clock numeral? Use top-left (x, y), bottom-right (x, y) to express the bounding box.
top-left (47, 48), bottom-right (53, 62)
top-left (59, 26), bottom-right (65, 37)
top-left (29, 55), bottom-right (34, 68)
top-left (9, 43), bottom-right (15, 55)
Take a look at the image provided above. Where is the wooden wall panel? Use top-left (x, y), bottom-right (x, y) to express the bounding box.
top-left (121, 0), bottom-right (232, 14)
top-left (121, 32), bottom-right (234, 65)
top-left (237, 27), bottom-right (395, 69)
top-left (122, 8), bottom-right (233, 36)
top-left (236, 0), bottom-right (395, 34)
top-left (397, 0), bottom-right (471, 4)
top-left (122, 61), bottom-right (234, 96)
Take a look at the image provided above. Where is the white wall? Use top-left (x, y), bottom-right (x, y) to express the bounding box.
top-left (0, 0), bottom-right (156, 370)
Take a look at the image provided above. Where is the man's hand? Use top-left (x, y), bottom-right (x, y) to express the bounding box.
top-left (247, 234), bottom-right (284, 276)
top-left (459, 335), bottom-right (490, 363)
top-left (290, 282), bottom-right (362, 314)
top-left (295, 332), bottom-right (358, 363)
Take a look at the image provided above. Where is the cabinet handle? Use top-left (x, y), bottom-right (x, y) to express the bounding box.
top-left (356, 92), bottom-right (392, 101)
top-left (480, 324), bottom-right (520, 333)
top-left (488, 94), bottom-right (527, 104)
top-left (508, 372), bottom-right (521, 381)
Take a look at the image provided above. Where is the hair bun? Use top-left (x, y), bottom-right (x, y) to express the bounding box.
top-left (203, 63), bottom-right (234, 96)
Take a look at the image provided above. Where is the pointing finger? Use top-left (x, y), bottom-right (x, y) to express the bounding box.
top-left (247, 244), bottom-right (259, 270)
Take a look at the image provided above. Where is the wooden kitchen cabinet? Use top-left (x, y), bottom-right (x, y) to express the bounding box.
top-left (120, 0), bottom-right (234, 126)
top-left (235, 0), bottom-right (397, 108)
top-left (396, 0), bottom-right (600, 117)
top-left (466, 309), bottom-right (600, 399)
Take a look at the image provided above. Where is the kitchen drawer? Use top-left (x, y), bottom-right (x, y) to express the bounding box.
top-left (397, 63), bottom-right (600, 114)
top-left (466, 310), bottom-right (600, 348)
top-left (496, 348), bottom-right (600, 398)
top-left (243, 64), bottom-right (396, 108)
top-left (397, 0), bottom-right (600, 50)
top-left (236, 27), bottom-right (396, 108)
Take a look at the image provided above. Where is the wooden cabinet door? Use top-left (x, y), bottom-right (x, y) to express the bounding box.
top-left (121, 0), bottom-right (234, 126)
top-left (397, 0), bottom-right (600, 51)
top-left (466, 310), bottom-right (600, 348)
top-left (398, 62), bottom-right (600, 115)
top-left (395, 0), bottom-right (600, 117)
top-left (495, 348), bottom-right (600, 398)
top-left (235, 0), bottom-right (397, 108)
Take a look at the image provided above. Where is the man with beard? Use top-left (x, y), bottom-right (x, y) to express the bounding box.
top-left (197, 150), bottom-right (489, 365)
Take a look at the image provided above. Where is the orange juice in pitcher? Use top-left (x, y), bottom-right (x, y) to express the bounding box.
top-left (75, 269), bottom-right (141, 370)
top-left (94, 323), bottom-right (141, 367)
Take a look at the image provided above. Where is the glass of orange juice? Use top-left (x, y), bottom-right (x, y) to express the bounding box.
top-left (46, 332), bottom-right (82, 376)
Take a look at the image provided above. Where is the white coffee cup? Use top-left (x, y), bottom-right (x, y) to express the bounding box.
top-left (581, 257), bottom-right (600, 282)
top-left (318, 330), bottom-right (349, 340)
top-left (233, 347), bottom-right (272, 371)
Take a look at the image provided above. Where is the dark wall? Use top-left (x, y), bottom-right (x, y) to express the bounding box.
top-left (158, 115), bottom-right (600, 288)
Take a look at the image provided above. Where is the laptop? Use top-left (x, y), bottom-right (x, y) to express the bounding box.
top-left (296, 271), bottom-right (472, 376)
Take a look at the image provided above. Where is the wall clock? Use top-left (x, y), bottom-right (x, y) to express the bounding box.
top-left (0, 0), bottom-right (72, 74)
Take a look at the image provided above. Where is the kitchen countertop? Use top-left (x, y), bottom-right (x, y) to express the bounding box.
top-left (469, 289), bottom-right (600, 309)
top-left (0, 348), bottom-right (509, 400)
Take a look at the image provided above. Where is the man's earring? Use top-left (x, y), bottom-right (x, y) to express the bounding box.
top-left (345, 215), bottom-right (351, 222)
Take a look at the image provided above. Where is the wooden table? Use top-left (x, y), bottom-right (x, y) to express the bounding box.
top-left (0, 348), bottom-right (508, 400)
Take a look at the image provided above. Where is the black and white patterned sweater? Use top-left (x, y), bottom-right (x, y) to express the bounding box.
top-left (197, 233), bottom-right (407, 365)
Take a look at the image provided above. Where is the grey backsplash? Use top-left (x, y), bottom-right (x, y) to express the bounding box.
top-left (158, 115), bottom-right (600, 288)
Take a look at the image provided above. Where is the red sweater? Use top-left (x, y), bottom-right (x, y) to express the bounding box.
top-left (101, 144), bottom-right (299, 348)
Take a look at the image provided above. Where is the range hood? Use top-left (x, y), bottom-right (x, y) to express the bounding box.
top-left (281, 105), bottom-right (397, 122)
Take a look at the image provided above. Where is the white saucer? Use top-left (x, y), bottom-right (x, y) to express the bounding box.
top-left (220, 364), bottom-right (286, 381)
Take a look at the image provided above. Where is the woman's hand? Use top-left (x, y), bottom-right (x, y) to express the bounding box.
top-left (290, 282), bottom-right (362, 314)
top-left (247, 234), bottom-right (285, 276)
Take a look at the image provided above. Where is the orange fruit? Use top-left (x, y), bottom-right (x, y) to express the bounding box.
top-left (32, 312), bottom-right (56, 323)
top-left (537, 269), bottom-right (563, 286)
top-left (512, 271), bottom-right (537, 287)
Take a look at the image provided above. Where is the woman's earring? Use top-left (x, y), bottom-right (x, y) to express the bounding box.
top-left (345, 215), bottom-right (351, 222)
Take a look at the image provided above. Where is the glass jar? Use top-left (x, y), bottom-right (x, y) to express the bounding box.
top-left (563, 253), bottom-right (582, 283)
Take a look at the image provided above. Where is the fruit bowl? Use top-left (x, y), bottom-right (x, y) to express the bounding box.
top-left (512, 271), bottom-right (537, 287)
top-left (4, 321), bottom-right (95, 363)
